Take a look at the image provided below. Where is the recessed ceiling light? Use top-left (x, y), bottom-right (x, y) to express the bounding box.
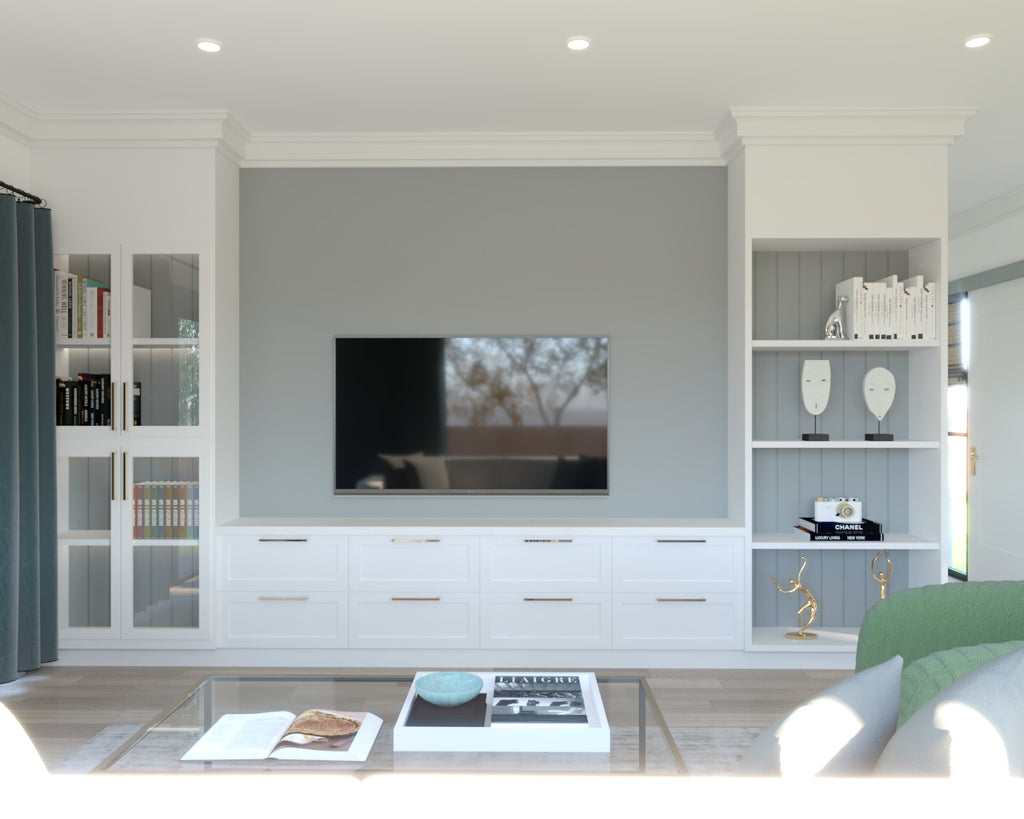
top-left (196, 38), bottom-right (222, 53)
top-left (566, 37), bottom-right (591, 52)
top-left (964, 33), bottom-right (992, 48)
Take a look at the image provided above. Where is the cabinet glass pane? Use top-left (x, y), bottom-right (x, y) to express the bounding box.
top-left (63, 456), bottom-right (113, 531)
top-left (133, 544), bottom-right (199, 628)
top-left (54, 254), bottom-right (113, 427)
top-left (130, 455), bottom-right (200, 629)
top-left (67, 545), bottom-right (111, 627)
top-left (132, 254), bottom-right (199, 427)
top-left (60, 455), bottom-right (113, 627)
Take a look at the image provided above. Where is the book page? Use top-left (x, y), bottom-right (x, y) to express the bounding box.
top-left (270, 711), bottom-right (383, 761)
top-left (180, 711), bottom-right (294, 761)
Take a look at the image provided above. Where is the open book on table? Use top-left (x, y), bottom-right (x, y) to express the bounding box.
top-left (181, 709), bottom-right (383, 762)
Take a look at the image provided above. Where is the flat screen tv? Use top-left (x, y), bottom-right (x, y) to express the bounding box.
top-left (334, 336), bottom-right (609, 494)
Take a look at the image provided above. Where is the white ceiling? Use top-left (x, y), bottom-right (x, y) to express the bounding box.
top-left (2, 0), bottom-right (1022, 218)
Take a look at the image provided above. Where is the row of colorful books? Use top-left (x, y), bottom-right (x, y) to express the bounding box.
top-left (835, 274), bottom-right (936, 341)
top-left (133, 481), bottom-right (199, 540)
top-left (55, 269), bottom-right (111, 340)
top-left (56, 374), bottom-right (141, 426)
top-left (795, 517), bottom-right (884, 541)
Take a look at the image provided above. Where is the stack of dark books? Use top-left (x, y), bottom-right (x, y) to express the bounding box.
top-left (795, 517), bottom-right (883, 541)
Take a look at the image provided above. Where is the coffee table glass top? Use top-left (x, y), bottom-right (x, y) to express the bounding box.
top-left (98, 674), bottom-right (686, 775)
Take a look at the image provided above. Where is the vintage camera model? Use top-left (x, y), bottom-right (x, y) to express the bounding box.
top-left (814, 497), bottom-right (863, 523)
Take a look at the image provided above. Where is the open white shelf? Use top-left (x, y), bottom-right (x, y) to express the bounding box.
top-left (752, 533), bottom-right (938, 550)
top-left (749, 627), bottom-right (859, 653)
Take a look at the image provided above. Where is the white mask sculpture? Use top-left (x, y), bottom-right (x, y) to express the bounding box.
top-left (801, 360), bottom-right (831, 441)
top-left (863, 366), bottom-right (895, 441)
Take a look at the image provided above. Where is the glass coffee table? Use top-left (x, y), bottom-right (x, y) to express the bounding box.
top-left (97, 674), bottom-right (687, 775)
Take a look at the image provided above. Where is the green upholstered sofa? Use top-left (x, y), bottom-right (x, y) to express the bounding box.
top-left (855, 580), bottom-right (1024, 672)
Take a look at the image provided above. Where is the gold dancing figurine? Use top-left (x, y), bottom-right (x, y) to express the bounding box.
top-left (771, 555), bottom-right (818, 640)
top-left (872, 549), bottom-right (893, 599)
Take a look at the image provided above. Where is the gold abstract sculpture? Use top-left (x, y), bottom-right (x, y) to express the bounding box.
top-left (771, 555), bottom-right (818, 640)
top-left (872, 549), bottom-right (893, 599)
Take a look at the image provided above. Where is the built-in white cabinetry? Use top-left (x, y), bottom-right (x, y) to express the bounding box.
top-left (213, 526), bottom-right (745, 659)
top-left (56, 250), bottom-right (212, 648)
top-left (611, 535), bottom-right (744, 650)
top-left (480, 536), bottom-right (612, 649)
top-left (348, 535), bottom-right (480, 648)
top-left (216, 534), bottom-right (347, 648)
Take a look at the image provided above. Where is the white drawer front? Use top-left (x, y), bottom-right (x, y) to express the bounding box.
top-left (349, 536), bottom-right (479, 591)
top-left (480, 593), bottom-right (611, 648)
top-left (348, 592), bottom-right (479, 648)
top-left (218, 592), bottom-right (346, 647)
top-left (481, 536), bottom-right (611, 591)
top-left (218, 535), bottom-right (346, 591)
top-left (612, 536), bottom-right (742, 593)
top-left (612, 592), bottom-right (743, 649)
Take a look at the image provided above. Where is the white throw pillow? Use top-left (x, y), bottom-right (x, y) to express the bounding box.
top-left (875, 645), bottom-right (1024, 777)
top-left (738, 654), bottom-right (903, 776)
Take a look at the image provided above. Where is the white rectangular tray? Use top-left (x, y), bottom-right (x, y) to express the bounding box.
top-left (393, 671), bottom-right (610, 753)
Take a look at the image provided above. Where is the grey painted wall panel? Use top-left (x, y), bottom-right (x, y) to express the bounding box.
top-left (237, 167), bottom-right (728, 519)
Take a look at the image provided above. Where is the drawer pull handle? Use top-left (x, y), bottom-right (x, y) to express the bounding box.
top-left (656, 597), bottom-right (708, 603)
top-left (656, 539), bottom-right (707, 544)
top-left (391, 538), bottom-right (441, 543)
top-left (258, 595), bottom-right (310, 601)
top-left (258, 538), bottom-right (309, 542)
top-left (523, 597), bottom-right (574, 602)
top-left (523, 539), bottom-right (573, 543)
top-left (391, 596), bottom-right (441, 601)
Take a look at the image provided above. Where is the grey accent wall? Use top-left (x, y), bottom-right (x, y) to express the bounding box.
top-left (238, 167), bottom-right (727, 519)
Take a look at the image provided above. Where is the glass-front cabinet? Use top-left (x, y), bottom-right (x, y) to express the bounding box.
top-left (55, 249), bottom-right (210, 646)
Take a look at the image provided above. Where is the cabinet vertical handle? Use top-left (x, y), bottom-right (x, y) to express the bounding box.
top-left (111, 381), bottom-right (117, 431)
top-left (123, 382), bottom-right (129, 430)
top-left (110, 452), bottom-right (117, 501)
top-left (122, 452), bottom-right (128, 501)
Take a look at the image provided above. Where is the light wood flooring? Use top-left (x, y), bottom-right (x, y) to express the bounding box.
top-left (0, 664), bottom-right (850, 769)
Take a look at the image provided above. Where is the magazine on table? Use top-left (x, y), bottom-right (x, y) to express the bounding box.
top-left (180, 708), bottom-right (383, 762)
top-left (490, 673), bottom-right (589, 724)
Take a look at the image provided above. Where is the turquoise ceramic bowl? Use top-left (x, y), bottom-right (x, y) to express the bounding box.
top-left (415, 671), bottom-right (484, 707)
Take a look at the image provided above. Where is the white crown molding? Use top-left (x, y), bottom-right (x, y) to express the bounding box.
top-left (0, 90), bottom-right (38, 146)
top-left (718, 107), bottom-right (976, 160)
top-left (950, 185), bottom-right (1024, 238)
top-left (240, 131), bottom-right (723, 167)
top-left (28, 110), bottom-right (249, 157)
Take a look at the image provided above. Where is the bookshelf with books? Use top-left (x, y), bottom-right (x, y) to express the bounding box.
top-left (55, 250), bottom-right (211, 647)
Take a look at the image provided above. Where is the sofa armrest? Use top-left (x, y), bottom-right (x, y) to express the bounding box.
top-left (855, 580), bottom-right (1024, 672)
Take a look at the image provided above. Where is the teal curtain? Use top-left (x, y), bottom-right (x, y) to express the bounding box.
top-left (0, 194), bottom-right (58, 683)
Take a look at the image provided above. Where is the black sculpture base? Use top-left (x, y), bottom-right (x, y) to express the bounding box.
top-left (865, 433), bottom-right (894, 441)
top-left (802, 433), bottom-right (829, 441)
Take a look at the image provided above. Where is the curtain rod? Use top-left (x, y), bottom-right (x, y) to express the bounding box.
top-left (0, 179), bottom-right (44, 205)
